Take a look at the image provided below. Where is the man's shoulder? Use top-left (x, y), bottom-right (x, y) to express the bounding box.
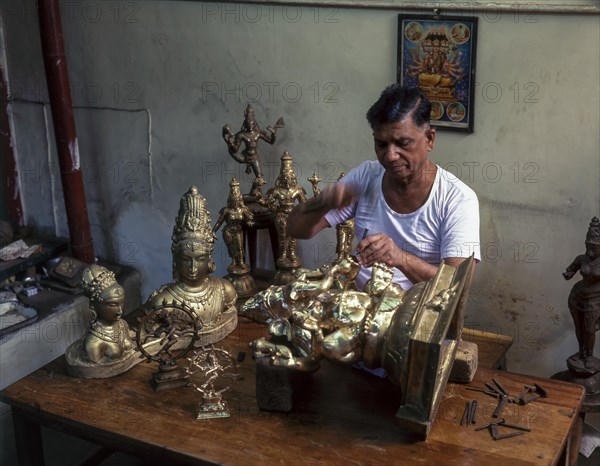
top-left (346, 160), bottom-right (382, 180)
top-left (435, 165), bottom-right (478, 201)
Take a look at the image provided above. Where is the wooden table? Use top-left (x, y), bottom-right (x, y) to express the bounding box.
top-left (1, 320), bottom-right (583, 466)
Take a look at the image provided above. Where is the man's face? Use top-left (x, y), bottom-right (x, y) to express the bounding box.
top-left (373, 118), bottom-right (435, 185)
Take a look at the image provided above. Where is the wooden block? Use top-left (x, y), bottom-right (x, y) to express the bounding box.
top-left (256, 358), bottom-right (294, 412)
top-left (449, 340), bottom-right (478, 383)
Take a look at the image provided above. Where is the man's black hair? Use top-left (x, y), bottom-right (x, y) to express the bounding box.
top-left (366, 84), bottom-right (431, 128)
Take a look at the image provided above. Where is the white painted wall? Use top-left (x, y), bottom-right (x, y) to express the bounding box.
top-left (3, 1), bottom-right (599, 378)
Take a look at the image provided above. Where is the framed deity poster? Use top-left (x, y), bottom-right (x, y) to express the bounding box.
top-left (397, 15), bottom-right (478, 133)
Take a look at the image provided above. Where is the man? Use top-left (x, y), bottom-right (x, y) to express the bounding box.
top-left (287, 84), bottom-right (480, 291)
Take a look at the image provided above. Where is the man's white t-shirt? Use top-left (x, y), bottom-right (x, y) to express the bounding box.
top-left (325, 161), bottom-right (481, 290)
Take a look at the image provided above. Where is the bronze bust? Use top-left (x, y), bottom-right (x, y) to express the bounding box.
top-left (65, 264), bottom-right (139, 378)
top-left (144, 186), bottom-right (238, 346)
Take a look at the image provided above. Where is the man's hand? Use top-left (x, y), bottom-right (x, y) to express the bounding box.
top-left (357, 232), bottom-right (455, 285)
top-left (356, 233), bottom-right (404, 268)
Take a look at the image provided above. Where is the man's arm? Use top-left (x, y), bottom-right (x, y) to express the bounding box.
top-left (356, 233), bottom-right (473, 284)
top-left (287, 183), bottom-right (355, 239)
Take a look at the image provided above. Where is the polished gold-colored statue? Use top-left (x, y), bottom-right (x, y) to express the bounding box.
top-left (241, 256), bottom-right (360, 328)
top-left (264, 151), bottom-right (307, 284)
top-left (307, 172), bottom-right (322, 197)
top-left (245, 255), bottom-right (475, 438)
top-left (143, 186), bottom-right (238, 346)
top-left (213, 178), bottom-right (257, 298)
top-left (66, 265), bottom-right (140, 378)
top-left (222, 104), bottom-right (284, 199)
top-left (564, 217), bottom-right (600, 376)
top-left (246, 258), bottom-right (403, 371)
top-left (334, 173), bottom-right (355, 265)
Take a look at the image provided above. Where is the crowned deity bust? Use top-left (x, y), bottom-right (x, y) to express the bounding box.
top-left (66, 264), bottom-right (139, 378)
top-left (144, 186), bottom-right (238, 346)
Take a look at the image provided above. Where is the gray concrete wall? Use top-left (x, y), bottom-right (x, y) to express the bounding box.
top-left (3, 1), bottom-right (599, 377)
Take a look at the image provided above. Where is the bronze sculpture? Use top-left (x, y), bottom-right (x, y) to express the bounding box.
top-left (244, 255), bottom-right (475, 438)
top-left (307, 172), bottom-right (322, 197)
top-left (143, 186), bottom-right (238, 346)
top-left (563, 216), bottom-right (600, 377)
top-left (65, 264), bottom-right (140, 378)
top-left (222, 104), bottom-right (284, 199)
top-left (240, 256), bottom-right (361, 329)
top-left (213, 178), bottom-right (257, 298)
top-left (136, 301), bottom-right (198, 391)
top-left (333, 173), bottom-right (355, 265)
top-left (187, 346), bottom-right (238, 419)
top-left (264, 151), bottom-right (307, 284)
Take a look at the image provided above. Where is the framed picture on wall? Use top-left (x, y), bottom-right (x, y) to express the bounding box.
top-left (397, 15), bottom-right (478, 133)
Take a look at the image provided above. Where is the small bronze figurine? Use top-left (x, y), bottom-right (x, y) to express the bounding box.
top-left (65, 265), bottom-right (140, 378)
top-left (187, 346), bottom-right (238, 419)
top-left (334, 173), bottom-right (355, 265)
top-left (136, 301), bottom-right (198, 391)
top-left (307, 172), bottom-right (322, 197)
top-left (144, 186), bottom-right (238, 346)
top-left (222, 104), bottom-right (284, 199)
top-left (264, 151), bottom-right (307, 284)
top-left (563, 217), bottom-right (600, 375)
top-left (213, 178), bottom-right (257, 298)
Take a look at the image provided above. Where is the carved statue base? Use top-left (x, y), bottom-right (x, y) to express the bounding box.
top-left (552, 369), bottom-right (600, 396)
top-left (150, 362), bottom-right (190, 392)
top-left (273, 259), bottom-right (301, 286)
top-left (226, 265), bottom-right (257, 300)
top-left (567, 352), bottom-right (600, 376)
top-left (196, 392), bottom-right (230, 419)
top-left (65, 340), bottom-right (143, 379)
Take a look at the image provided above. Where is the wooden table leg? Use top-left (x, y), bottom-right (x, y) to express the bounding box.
top-left (569, 412), bottom-right (584, 466)
top-left (559, 410), bottom-right (583, 466)
top-left (12, 407), bottom-right (45, 466)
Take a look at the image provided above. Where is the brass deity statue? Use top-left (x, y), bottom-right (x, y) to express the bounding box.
top-left (245, 258), bottom-right (404, 372)
top-left (66, 264), bottom-right (140, 378)
top-left (187, 346), bottom-right (238, 419)
top-left (223, 104), bottom-right (284, 199)
top-left (264, 151), bottom-right (307, 284)
top-left (563, 217), bottom-right (600, 378)
top-left (213, 178), bottom-right (257, 298)
top-left (307, 172), bottom-right (322, 197)
top-left (244, 255), bottom-right (475, 437)
top-left (143, 186), bottom-right (238, 346)
top-left (334, 173), bottom-right (355, 265)
top-left (241, 256), bottom-right (361, 329)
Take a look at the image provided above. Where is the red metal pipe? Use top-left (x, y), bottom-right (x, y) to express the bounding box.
top-left (38, 0), bottom-right (94, 263)
top-left (1, 66), bottom-right (23, 226)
